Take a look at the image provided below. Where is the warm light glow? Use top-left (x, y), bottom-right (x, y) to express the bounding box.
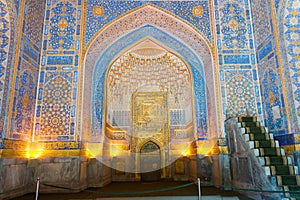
top-left (111, 149), bottom-right (120, 157)
top-left (197, 147), bottom-right (213, 155)
top-left (110, 145), bottom-right (128, 157)
top-left (110, 145), bottom-right (121, 157)
top-left (26, 150), bottom-right (43, 159)
top-left (197, 140), bottom-right (218, 155)
top-left (181, 149), bottom-right (190, 157)
top-left (25, 142), bottom-right (44, 159)
top-left (85, 143), bottom-right (103, 158)
top-left (85, 150), bottom-right (94, 158)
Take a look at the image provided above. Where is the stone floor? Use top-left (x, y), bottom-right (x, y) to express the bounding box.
top-left (11, 181), bottom-right (254, 200)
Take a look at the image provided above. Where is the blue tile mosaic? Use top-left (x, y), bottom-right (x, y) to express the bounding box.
top-left (0, 0), bottom-right (10, 136)
top-left (1, 0), bottom-right (299, 148)
top-left (85, 1), bottom-right (211, 44)
top-left (47, 56), bottom-right (73, 65)
top-left (24, 43), bottom-right (39, 62)
top-left (224, 55), bottom-right (250, 64)
top-left (258, 41), bottom-right (273, 61)
top-left (49, 2), bottom-right (76, 49)
top-left (220, 3), bottom-right (248, 49)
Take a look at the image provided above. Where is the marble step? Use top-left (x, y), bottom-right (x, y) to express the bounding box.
top-left (284, 185), bottom-right (300, 199)
top-left (253, 148), bottom-right (285, 157)
top-left (244, 133), bottom-right (274, 141)
top-left (271, 175), bottom-right (300, 186)
top-left (238, 116), bottom-right (257, 122)
top-left (263, 165), bottom-right (299, 176)
top-left (238, 121), bottom-right (261, 128)
top-left (244, 126), bottom-right (267, 134)
top-left (258, 156), bottom-right (293, 166)
top-left (241, 126), bottom-right (268, 134)
top-left (248, 140), bottom-right (279, 148)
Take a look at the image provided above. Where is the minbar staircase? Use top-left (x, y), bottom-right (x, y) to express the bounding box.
top-left (237, 116), bottom-right (300, 199)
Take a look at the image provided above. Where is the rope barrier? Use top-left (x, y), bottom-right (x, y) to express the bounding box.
top-left (39, 180), bottom-right (300, 195)
top-left (1, 179), bottom-right (299, 196)
top-left (200, 181), bottom-right (300, 195)
top-left (41, 182), bottom-right (195, 195)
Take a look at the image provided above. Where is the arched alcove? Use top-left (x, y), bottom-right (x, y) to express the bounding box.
top-left (103, 38), bottom-right (196, 177)
top-left (82, 5), bottom-right (218, 145)
top-left (140, 141), bottom-right (161, 181)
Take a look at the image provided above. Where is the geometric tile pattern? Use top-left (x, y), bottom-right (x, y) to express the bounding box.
top-left (192, 68), bottom-right (207, 138)
top-left (85, 1), bottom-right (211, 44)
top-left (6, 0), bottom-right (45, 141)
top-left (251, 0), bottom-right (286, 136)
top-left (37, 75), bottom-right (72, 141)
top-left (49, 2), bottom-right (76, 49)
top-left (11, 62), bottom-right (37, 140)
top-left (1, 0), bottom-right (299, 149)
top-left (23, 0), bottom-right (45, 45)
top-left (275, 0), bottom-right (300, 136)
top-left (215, 0), bottom-right (262, 125)
top-left (0, 0), bottom-right (21, 146)
top-left (34, 0), bottom-right (81, 142)
top-left (8, 0), bottom-right (45, 141)
top-left (225, 70), bottom-right (256, 117)
top-left (93, 73), bottom-right (105, 136)
top-left (251, 0), bottom-right (272, 47)
top-left (251, 0), bottom-right (291, 141)
top-left (261, 67), bottom-right (285, 132)
top-left (0, 0), bottom-right (10, 134)
top-left (283, 0), bottom-right (300, 130)
top-left (220, 3), bottom-right (248, 49)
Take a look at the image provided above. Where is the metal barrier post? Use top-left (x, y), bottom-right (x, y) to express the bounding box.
top-left (198, 178), bottom-right (201, 200)
top-left (35, 177), bottom-right (40, 200)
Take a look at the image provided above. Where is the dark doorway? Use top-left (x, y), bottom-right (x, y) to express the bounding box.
top-left (140, 141), bottom-right (161, 181)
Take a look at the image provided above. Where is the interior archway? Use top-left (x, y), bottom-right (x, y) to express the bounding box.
top-left (105, 38), bottom-right (195, 177)
top-left (106, 38), bottom-right (194, 143)
top-left (82, 5), bottom-right (218, 145)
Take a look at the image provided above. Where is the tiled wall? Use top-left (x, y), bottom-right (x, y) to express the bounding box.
top-left (252, 0), bottom-right (287, 135)
top-left (214, 0), bottom-right (262, 120)
top-left (1, 0), bottom-right (299, 150)
top-left (34, 0), bottom-right (81, 142)
top-left (9, 0), bottom-right (45, 142)
top-left (0, 0), bottom-right (22, 148)
top-left (276, 0), bottom-right (300, 148)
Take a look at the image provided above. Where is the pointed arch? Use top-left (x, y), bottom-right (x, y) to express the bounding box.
top-left (140, 140), bottom-right (161, 153)
top-left (82, 4), bottom-right (218, 141)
